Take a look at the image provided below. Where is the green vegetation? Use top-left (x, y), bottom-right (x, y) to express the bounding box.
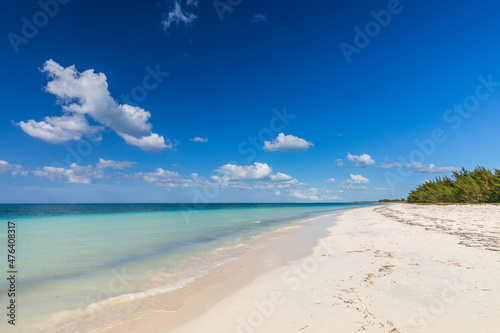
top-left (378, 198), bottom-right (406, 203)
top-left (407, 167), bottom-right (500, 203)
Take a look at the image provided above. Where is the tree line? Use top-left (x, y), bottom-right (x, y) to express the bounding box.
top-left (407, 167), bottom-right (500, 203)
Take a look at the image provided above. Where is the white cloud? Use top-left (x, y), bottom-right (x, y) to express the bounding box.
top-left (2, 160), bottom-right (109, 182)
top-left (343, 174), bottom-right (369, 184)
top-left (212, 163), bottom-right (302, 191)
top-left (18, 114), bottom-right (101, 144)
top-left (380, 162), bottom-right (401, 169)
top-left (0, 160), bottom-right (10, 173)
top-left (120, 133), bottom-right (172, 153)
top-left (33, 163), bottom-right (105, 184)
top-left (211, 162), bottom-right (339, 201)
top-left (27, 159), bottom-right (206, 188)
top-left (263, 133), bottom-right (313, 152)
top-left (1, 156), bottom-right (342, 202)
top-left (337, 153), bottom-right (375, 168)
top-left (162, 0), bottom-right (198, 31)
top-left (339, 184), bottom-right (368, 191)
top-left (190, 136), bottom-right (208, 143)
top-left (97, 158), bottom-right (137, 170)
top-left (18, 60), bottom-right (170, 152)
top-left (326, 178), bottom-right (336, 183)
top-left (251, 13), bottom-right (268, 24)
top-left (290, 191), bottom-right (319, 201)
top-left (269, 172), bottom-right (294, 181)
top-left (0, 160), bottom-right (28, 177)
top-left (133, 168), bottom-right (178, 183)
top-left (290, 188), bottom-right (339, 201)
top-left (347, 153), bottom-right (375, 167)
top-left (374, 187), bottom-right (390, 191)
top-left (405, 162), bottom-right (458, 174)
top-left (129, 168), bottom-right (209, 188)
top-left (214, 163), bottom-right (274, 181)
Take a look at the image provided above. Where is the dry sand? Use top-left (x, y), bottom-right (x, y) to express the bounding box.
top-left (173, 204), bottom-right (500, 333)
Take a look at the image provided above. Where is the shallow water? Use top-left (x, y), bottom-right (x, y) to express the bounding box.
top-left (0, 203), bottom-right (374, 332)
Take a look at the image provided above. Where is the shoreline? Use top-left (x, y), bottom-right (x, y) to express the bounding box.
top-left (39, 208), bottom-right (354, 333)
top-left (175, 204), bottom-right (500, 332)
top-left (40, 203), bottom-right (500, 332)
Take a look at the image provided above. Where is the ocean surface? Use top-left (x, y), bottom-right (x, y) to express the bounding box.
top-left (0, 203), bottom-right (373, 332)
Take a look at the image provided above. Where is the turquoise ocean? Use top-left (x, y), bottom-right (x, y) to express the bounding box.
top-left (0, 203), bottom-right (372, 332)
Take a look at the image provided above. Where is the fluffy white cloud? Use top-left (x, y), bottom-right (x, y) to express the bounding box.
top-left (343, 174), bottom-right (369, 184)
top-left (380, 162), bottom-right (401, 169)
top-left (0, 160), bottom-right (28, 177)
top-left (337, 153), bottom-right (375, 168)
top-left (33, 163), bottom-right (105, 184)
top-left (348, 153), bottom-right (375, 167)
top-left (210, 162), bottom-right (340, 200)
top-left (97, 159), bottom-right (137, 170)
top-left (129, 168), bottom-right (209, 188)
top-left (190, 136), bottom-right (208, 143)
top-left (405, 162), bottom-right (458, 174)
top-left (211, 163), bottom-right (304, 192)
top-left (162, 0), bottom-right (198, 31)
top-left (326, 178), bottom-right (336, 183)
top-left (18, 114), bottom-right (101, 144)
top-left (263, 133), bottom-right (313, 152)
top-left (214, 163), bottom-right (273, 181)
top-left (120, 133), bottom-right (172, 153)
top-left (18, 60), bottom-right (170, 152)
top-left (1, 157), bottom-right (342, 202)
top-left (251, 13), bottom-right (268, 23)
top-left (2, 160), bottom-right (109, 182)
top-left (269, 172), bottom-right (294, 181)
top-left (339, 174), bottom-right (369, 191)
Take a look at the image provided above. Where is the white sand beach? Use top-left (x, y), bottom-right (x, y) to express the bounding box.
top-left (172, 204), bottom-right (500, 333)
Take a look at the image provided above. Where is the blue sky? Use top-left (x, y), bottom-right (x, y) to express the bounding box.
top-left (1, 0), bottom-right (500, 203)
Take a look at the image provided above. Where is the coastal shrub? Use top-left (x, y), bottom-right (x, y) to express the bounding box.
top-left (407, 167), bottom-right (500, 203)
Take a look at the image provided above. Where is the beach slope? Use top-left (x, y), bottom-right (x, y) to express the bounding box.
top-left (176, 204), bottom-right (500, 332)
